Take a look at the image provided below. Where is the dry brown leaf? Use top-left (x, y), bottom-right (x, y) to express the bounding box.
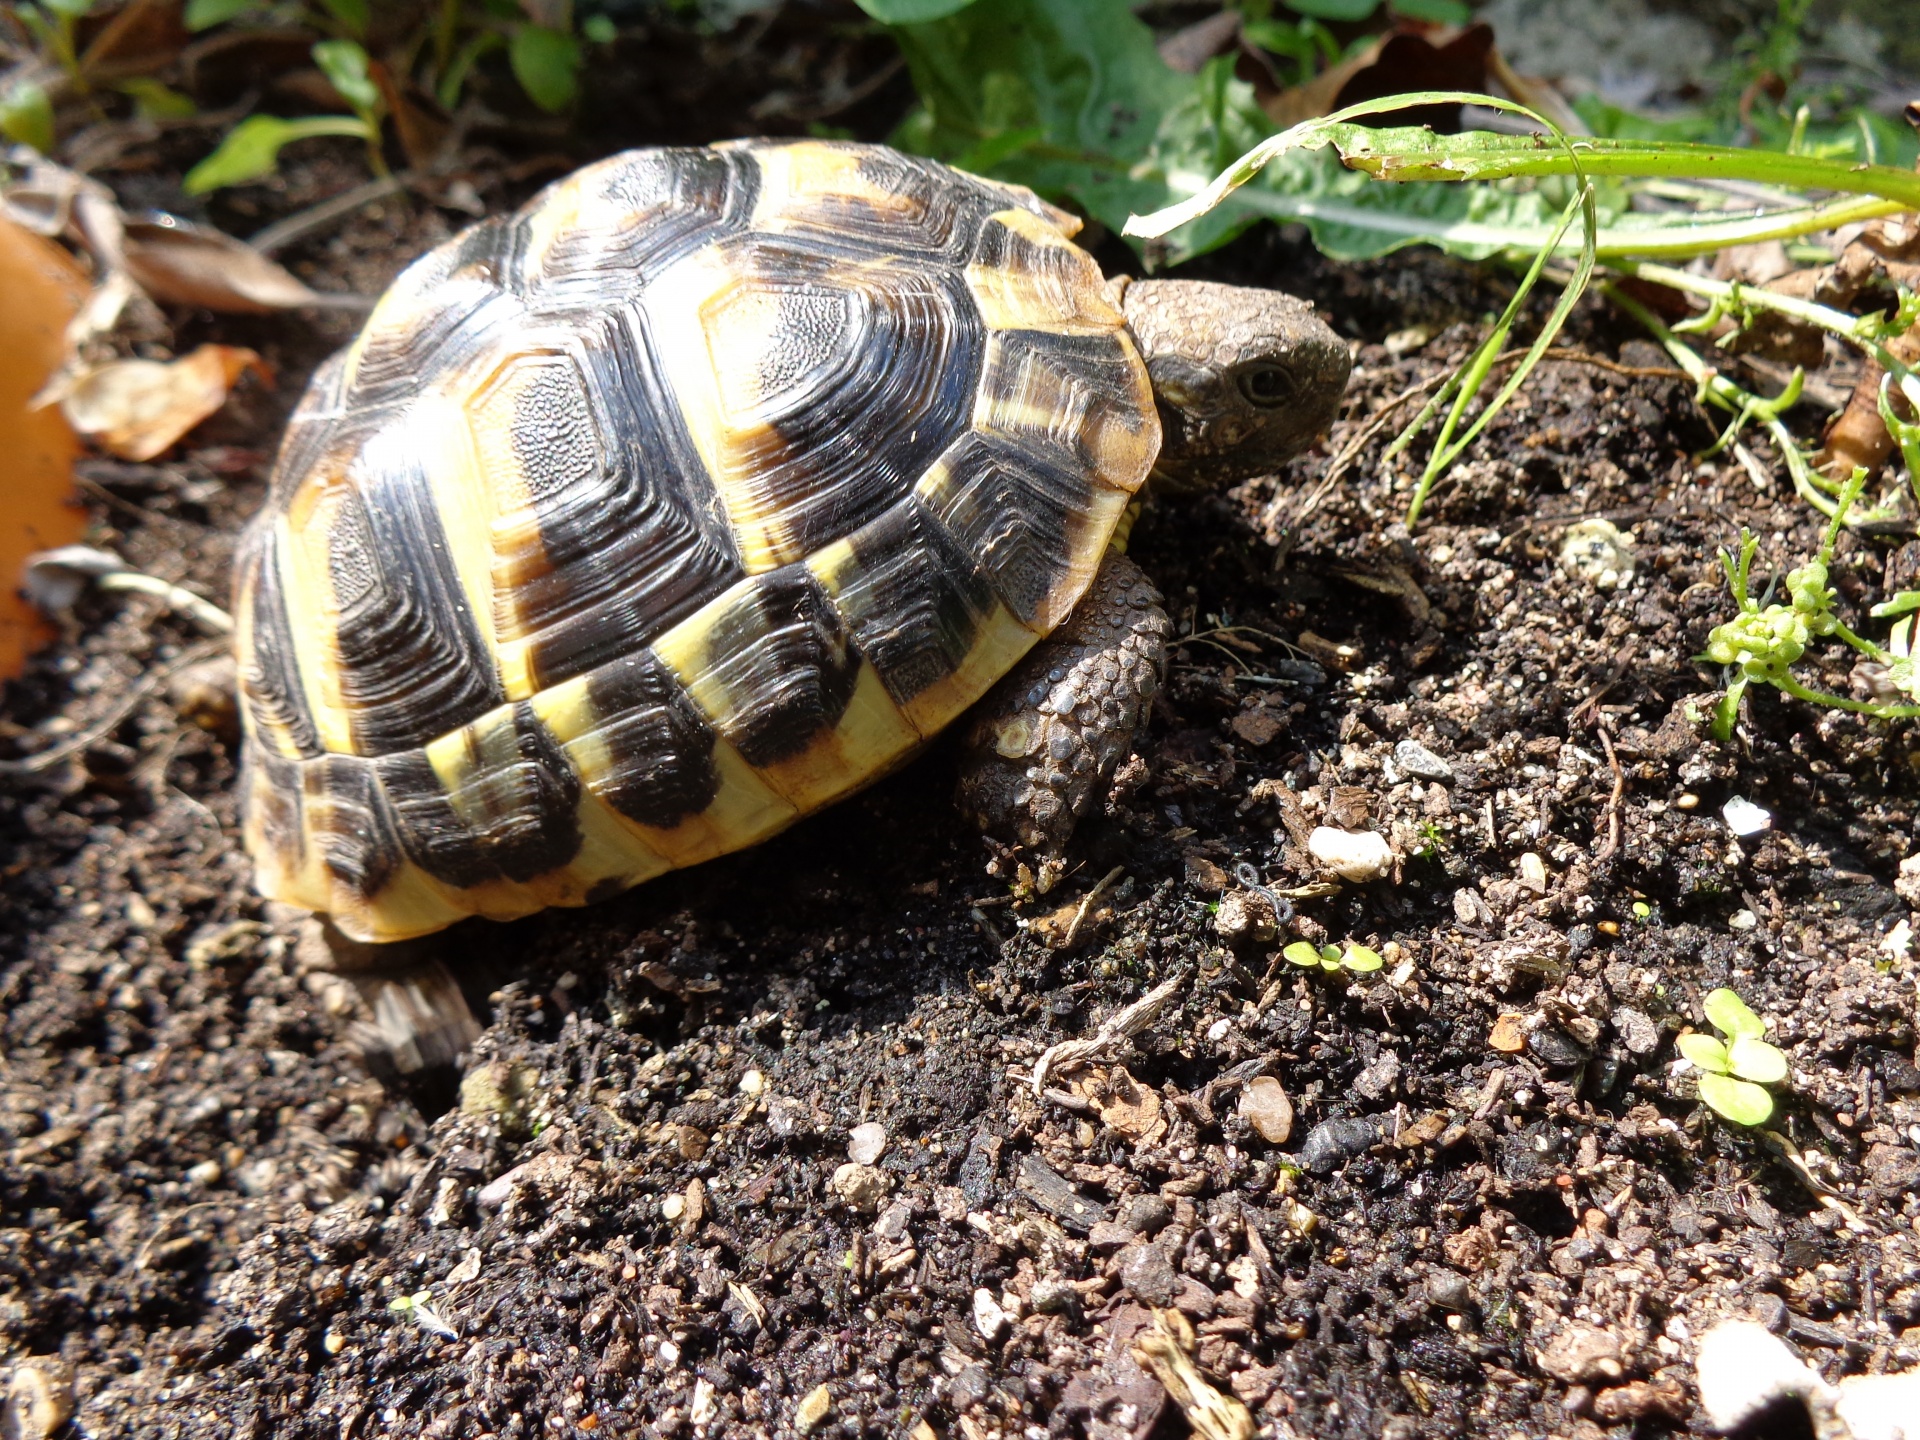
top-left (1089, 1066), bottom-right (1166, 1143)
top-left (1131, 1309), bottom-right (1254, 1440)
top-left (0, 217), bottom-right (89, 680)
top-left (1262, 24), bottom-right (1494, 131)
top-left (60, 345), bottom-right (269, 462)
top-left (120, 216), bottom-right (321, 313)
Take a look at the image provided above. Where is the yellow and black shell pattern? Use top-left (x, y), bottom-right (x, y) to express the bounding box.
top-left (235, 139), bottom-right (1159, 942)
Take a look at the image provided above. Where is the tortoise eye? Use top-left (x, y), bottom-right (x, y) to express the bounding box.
top-left (1236, 363), bottom-right (1295, 408)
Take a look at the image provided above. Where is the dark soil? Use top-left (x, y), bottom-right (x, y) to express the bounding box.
top-left (4, 18), bottom-right (1919, 1440)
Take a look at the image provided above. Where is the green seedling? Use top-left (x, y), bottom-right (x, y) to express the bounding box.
top-left (1678, 987), bottom-right (1788, 1126)
top-left (184, 39), bottom-right (385, 193)
top-left (1282, 940), bottom-right (1383, 976)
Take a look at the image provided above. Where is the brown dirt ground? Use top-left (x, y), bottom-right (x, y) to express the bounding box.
top-left (3, 16), bottom-right (1919, 1440)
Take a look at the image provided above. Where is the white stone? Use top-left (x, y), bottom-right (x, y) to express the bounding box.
top-left (1559, 518), bottom-right (1636, 590)
top-left (1695, 1320), bottom-right (1828, 1431)
top-left (973, 1286), bottom-right (1009, 1343)
top-left (1721, 796), bottom-right (1771, 837)
top-left (1308, 826), bottom-right (1395, 883)
top-left (847, 1122), bottom-right (887, 1166)
top-left (1838, 1369), bottom-right (1920, 1440)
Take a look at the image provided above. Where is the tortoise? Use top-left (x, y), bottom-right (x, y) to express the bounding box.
top-left (235, 139), bottom-right (1350, 943)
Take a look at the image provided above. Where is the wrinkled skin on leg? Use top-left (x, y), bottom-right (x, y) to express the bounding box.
top-left (956, 554), bottom-right (1170, 889)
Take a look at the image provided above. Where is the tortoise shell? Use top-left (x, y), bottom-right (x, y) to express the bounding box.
top-left (235, 139), bottom-right (1160, 942)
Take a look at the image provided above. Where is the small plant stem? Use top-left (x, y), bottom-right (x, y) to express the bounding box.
top-left (1611, 260), bottom-right (1917, 377)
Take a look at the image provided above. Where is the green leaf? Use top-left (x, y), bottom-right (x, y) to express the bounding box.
top-left (1871, 590), bottom-right (1920, 619)
top-left (116, 78), bottom-right (198, 121)
top-left (0, 79), bottom-right (55, 154)
top-left (1704, 987), bottom-right (1767, 1041)
top-left (182, 113), bottom-right (370, 194)
top-left (317, 0), bottom-right (369, 35)
top-left (1389, 0), bottom-right (1470, 21)
top-left (855, 0), bottom-right (981, 20)
top-left (1282, 942), bottom-right (1323, 969)
top-left (1728, 1035), bottom-right (1788, 1085)
top-left (510, 24), bottom-right (583, 111)
top-left (1677, 1032), bottom-right (1730, 1073)
top-left (1697, 1072), bottom-right (1774, 1126)
top-left (184, 0), bottom-right (261, 29)
top-left (1342, 944), bottom-right (1384, 973)
top-left (581, 14), bottom-right (616, 43)
top-left (40, 0), bottom-right (95, 17)
top-left (1285, 0), bottom-right (1379, 19)
top-left (313, 39), bottom-right (379, 115)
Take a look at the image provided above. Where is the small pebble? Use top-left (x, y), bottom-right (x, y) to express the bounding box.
top-left (1120, 1194), bottom-right (1171, 1237)
top-left (1393, 739), bottom-right (1454, 782)
top-left (1528, 1027), bottom-right (1589, 1070)
top-left (1029, 1277), bottom-right (1079, 1315)
top-left (793, 1383), bottom-right (834, 1436)
top-left (1308, 826), bottom-right (1395, 883)
top-left (1118, 1244), bottom-right (1178, 1306)
top-left (1519, 852), bottom-right (1548, 893)
top-left (1298, 1116), bottom-right (1378, 1173)
top-left (1559, 518), bottom-right (1636, 590)
top-left (737, 1069), bottom-right (765, 1096)
top-left (1424, 1271), bottom-right (1473, 1312)
top-left (1613, 1007), bottom-right (1661, 1056)
top-left (1721, 796), bottom-right (1771, 837)
top-left (1212, 889), bottom-right (1278, 944)
top-left (1729, 909), bottom-right (1758, 932)
top-left (1238, 1076), bottom-right (1295, 1143)
top-left (186, 1159), bottom-right (222, 1187)
top-left (661, 1193), bottom-right (685, 1222)
top-left (847, 1122), bottom-right (888, 1166)
top-left (830, 1162), bottom-right (889, 1212)
top-left (4, 1356), bottom-right (74, 1440)
top-left (972, 1287), bottom-right (1009, 1342)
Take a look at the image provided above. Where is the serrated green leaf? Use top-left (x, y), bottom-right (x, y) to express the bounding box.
top-left (1285, 0), bottom-right (1379, 19)
top-left (1698, 1072), bottom-right (1774, 1126)
top-left (855, 0), bottom-right (981, 20)
top-left (116, 78), bottom-right (198, 121)
top-left (0, 79), bottom-right (55, 155)
top-left (183, 113), bottom-right (369, 194)
top-left (184, 0), bottom-right (261, 29)
top-left (1342, 944), bottom-right (1384, 973)
top-left (1704, 987), bottom-right (1766, 1041)
top-left (1728, 1035), bottom-right (1788, 1085)
top-left (510, 25), bottom-right (582, 111)
top-left (313, 39), bottom-right (379, 115)
top-left (1282, 942), bottom-right (1322, 969)
top-left (1677, 1032), bottom-right (1731, 1072)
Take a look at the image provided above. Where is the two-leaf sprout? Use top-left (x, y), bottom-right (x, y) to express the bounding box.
top-left (1282, 940), bottom-right (1384, 976)
top-left (1678, 988), bottom-right (1788, 1126)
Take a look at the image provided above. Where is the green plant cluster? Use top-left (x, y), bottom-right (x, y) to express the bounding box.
top-left (1281, 939), bottom-right (1383, 975)
top-left (1679, 988), bottom-right (1788, 1127)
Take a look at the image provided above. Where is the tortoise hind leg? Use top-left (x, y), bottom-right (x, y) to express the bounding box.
top-left (956, 553), bottom-right (1170, 890)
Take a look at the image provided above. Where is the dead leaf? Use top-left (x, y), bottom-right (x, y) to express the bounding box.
top-left (0, 216), bottom-right (89, 680)
top-left (1089, 1066), bottom-right (1167, 1144)
top-left (60, 345), bottom-right (269, 462)
top-left (120, 215), bottom-right (323, 312)
top-left (1230, 709), bottom-right (1283, 747)
top-left (1131, 1308), bottom-right (1254, 1440)
top-left (1261, 24), bottom-right (1495, 131)
top-left (1489, 1014), bottom-right (1528, 1054)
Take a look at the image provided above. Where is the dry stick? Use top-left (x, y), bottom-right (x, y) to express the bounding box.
top-left (249, 172), bottom-right (412, 256)
top-left (1060, 865), bottom-right (1125, 949)
top-left (0, 638), bottom-right (227, 778)
top-left (1024, 968), bottom-right (1187, 1096)
top-left (1594, 721), bottom-right (1626, 865)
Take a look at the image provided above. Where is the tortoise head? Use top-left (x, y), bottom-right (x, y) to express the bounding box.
top-left (1120, 278), bottom-right (1350, 489)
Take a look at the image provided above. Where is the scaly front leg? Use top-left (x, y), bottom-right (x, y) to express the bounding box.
top-left (956, 553), bottom-right (1170, 890)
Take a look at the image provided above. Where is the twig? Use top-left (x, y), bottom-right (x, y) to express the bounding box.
top-left (1594, 720), bottom-right (1626, 864)
top-left (249, 172), bottom-right (412, 256)
top-left (1061, 865), bottom-right (1125, 949)
top-left (1024, 969), bottom-right (1187, 1096)
top-left (0, 639), bottom-right (226, 779)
